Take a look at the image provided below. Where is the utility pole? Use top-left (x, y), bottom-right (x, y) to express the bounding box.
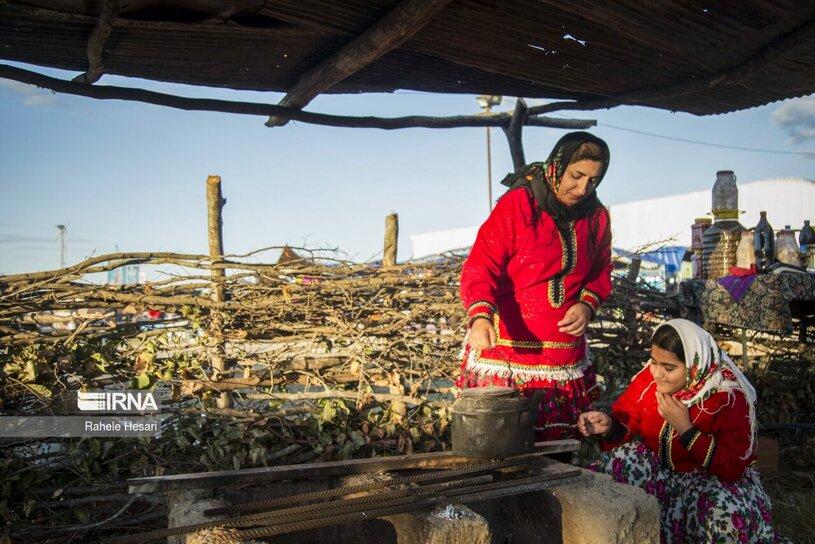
top-left (476, 95), bottom-right (503, 212)
top-left (56, 224), bottom-right (66, 267)
top-left (486, 118), bottom-right (493, 210)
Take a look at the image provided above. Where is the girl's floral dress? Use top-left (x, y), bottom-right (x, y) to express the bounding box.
top-left (590, 440), bottom-right (785, 543)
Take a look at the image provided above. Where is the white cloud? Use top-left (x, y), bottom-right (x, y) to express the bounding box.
top-left (23, 93), bottom-right (56, 107)
top-left (0, 78), bottom-right (57, 107)
top-left (772, 96), bottom-right (815, 145)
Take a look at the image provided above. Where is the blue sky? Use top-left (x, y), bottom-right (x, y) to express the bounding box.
top-left (1, 61), bottom-right (813, 275)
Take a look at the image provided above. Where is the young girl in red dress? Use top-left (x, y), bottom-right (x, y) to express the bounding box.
top-left (456, 132), bottom-right (613, 440)
top-left (579, 319), bottom-right (782, 543)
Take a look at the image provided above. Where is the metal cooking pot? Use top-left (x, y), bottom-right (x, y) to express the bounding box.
top-left (450, 386), bottom-right (544, 459)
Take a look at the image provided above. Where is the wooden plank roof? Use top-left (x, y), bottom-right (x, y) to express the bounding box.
top-left (1, 0), bottom-right (814, 115)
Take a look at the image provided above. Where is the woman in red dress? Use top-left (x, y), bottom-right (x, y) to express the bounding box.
top-left (456, 131), bottom-right (613, 440)
top-left (578, 319), bottom-right (780, 543)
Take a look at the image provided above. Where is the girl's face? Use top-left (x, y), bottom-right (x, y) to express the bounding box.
top-left (649, 344), bottom-right (687, 394)
top-left (556, 159), bottom-right (603, 206)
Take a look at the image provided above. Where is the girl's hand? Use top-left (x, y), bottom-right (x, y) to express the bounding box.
top-left (468, 318), bottom-right (496, 350)
top-left (557, 303), bottom-right (592, 336)
top-left (656, 392), bottom-right (692, 434)
top-left (577, 411), bottom-right (612, 437)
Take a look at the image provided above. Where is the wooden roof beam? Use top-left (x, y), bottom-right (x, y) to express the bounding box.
top-left (0, 64), bottom-right (597, 131)
top-left (71, 0), bottom-right (118, 84)
top-left (265, 0), bottom-right (454, 127)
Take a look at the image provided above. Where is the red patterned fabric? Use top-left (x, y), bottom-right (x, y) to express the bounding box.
top-left (458, 187), bottom-right (612, 377)
top-left (456, 186), bottom-right (613, 439)
top-left (605, 367), bottom-right (756, 483)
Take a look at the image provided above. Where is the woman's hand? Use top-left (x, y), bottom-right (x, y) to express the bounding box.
top-left (557, 302), bottom-right (592, 336)
top-left (468, 317), bottom-right (496, 350)
top-left (656, 393), bottom-right (693, 434)
top-left (577, 411), bottom-right (612, 437)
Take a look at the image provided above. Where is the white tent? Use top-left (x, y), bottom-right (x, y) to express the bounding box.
top-left (409, 226), bottom-right (480, 260)
top-left (607, 177), bottom-right (814, 252)
top-left (409, 178), bottom-right (814, 259)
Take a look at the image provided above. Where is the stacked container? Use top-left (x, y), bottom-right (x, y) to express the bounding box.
top-left (701, 170), bottom-right (745, 279)
top-left (691, 217), bottom-right (712, 278)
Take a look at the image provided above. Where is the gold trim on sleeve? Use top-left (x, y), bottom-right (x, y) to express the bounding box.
top-left (468, 300), bottom-right (496, 314)
top-left (579, 288), bottom-right (601, 306)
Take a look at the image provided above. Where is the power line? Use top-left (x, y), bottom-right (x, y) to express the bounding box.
top-left (489, 105), bottom-right (813, 156)
top-left (303, 93), bottom-right (813, 157)
top-left (596, 121), bottom-right (814, 156)
top-left (0, 222), bottom-right (55, 230)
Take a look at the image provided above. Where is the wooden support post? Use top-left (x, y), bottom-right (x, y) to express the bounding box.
top-left (798, 313), bottom-right (809, 344)
top-left (624, 257), bottom-right (642, 329)
top-left (501, 98), bottom-right (528, 172)
top-left (626, 257), bottom-right (642, 282)
top-left (383, 213), bottom-right (399, 267)
top-left (265, 0), bottom-right (454, 126)
top-left (206, 175), bottom-right (231, 409)
top-left (741, 327), bottom-right (750, 370)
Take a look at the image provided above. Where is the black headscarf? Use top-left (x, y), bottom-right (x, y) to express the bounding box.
top-left (500, 131), bottom-right (610, 230)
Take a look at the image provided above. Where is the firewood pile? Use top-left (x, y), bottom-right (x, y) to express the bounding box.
top-left (0, 250), bottom-right (465, 409)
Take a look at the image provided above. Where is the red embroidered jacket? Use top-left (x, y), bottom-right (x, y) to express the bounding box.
top-left (605, 368), bottom-right (756, 483)
top-left (460, 187), bottom-right (613, 370)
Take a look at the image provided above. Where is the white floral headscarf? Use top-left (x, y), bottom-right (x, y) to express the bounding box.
top-left (654, 318), bottom-right (757, 459)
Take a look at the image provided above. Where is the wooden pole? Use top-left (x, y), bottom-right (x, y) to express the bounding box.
top-left (266, 0), bottom-right (454, 126)
top-left (0, 65), bottom-right (596, 131)
top-left (207, 176), bottom-right (226, 302)
top-left (626, 256), bottom-right (642, 282)
top-left (206, 175), bottom-right (231, 409)
top-left (502, 98), bottom-right (529, 172)
top-left (486, 124), bottom-right (493, 211)
top-left (383, 213), bottom-right (399, 267)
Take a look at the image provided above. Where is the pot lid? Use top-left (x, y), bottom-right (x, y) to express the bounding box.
top-left (459, 386), bottom-right (516, 399)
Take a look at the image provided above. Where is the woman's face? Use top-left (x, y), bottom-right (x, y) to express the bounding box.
top-left (556, 159), bottom-right (603, 206)
top-left (649, 344), bottom-right (687, 394)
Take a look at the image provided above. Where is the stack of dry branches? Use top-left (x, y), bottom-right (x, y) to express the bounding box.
top-left (0, 249), bottom-right (468, 411)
